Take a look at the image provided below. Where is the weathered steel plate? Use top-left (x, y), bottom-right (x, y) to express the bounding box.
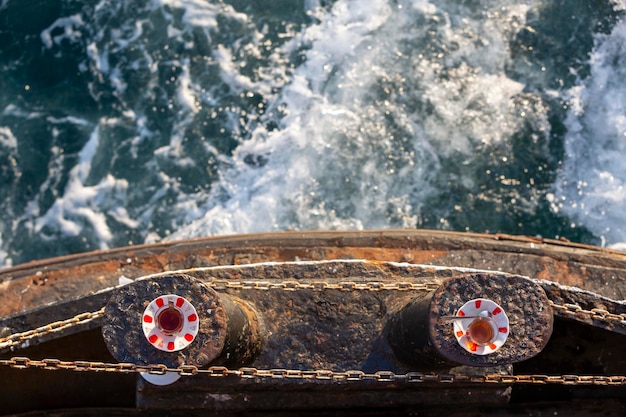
top-left (1, 230), bottom-right (626, 415)
top-left (1, 230), bottom-right (626, 319)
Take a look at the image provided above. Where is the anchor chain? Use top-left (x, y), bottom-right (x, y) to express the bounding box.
top-left (1, 356), bottom-right (625, 386)
top-left (0, 307), bottom-right (105, 350)
top-left (549, 301), bottom-right (626, 324)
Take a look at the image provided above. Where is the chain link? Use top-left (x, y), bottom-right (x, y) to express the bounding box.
top-left (206, 280), bottom-right (441, 292)
top-left (1, 357), bottom-right (625, 386)
top-left (549, 301), bottom-right (626, 326)
top-left (0, 307), bottom-right (105, 351)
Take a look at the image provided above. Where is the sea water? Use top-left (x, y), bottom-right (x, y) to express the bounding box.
top-left (0, 0), bottom-right (625, 267)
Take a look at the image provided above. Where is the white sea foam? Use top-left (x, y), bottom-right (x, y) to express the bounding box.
top-left (31, 121), bottom-right (134, 249)
top-left (166, 0), bottom-right (541, 240)
top-left (3, 104), bottom-right (43, 119)
top-left (555, 17), bottom-right (626, 247)
top-left (156, 0), bottom-right (222, 29)
top-left (40, 14), bottom-right (85, 49)
top-left (0, 232), bottom-right (8, 268)
top-left (0, 126), bottom-right (17, 149)
top-left (5, 0), bottom-right (624, 268)
top-left (0, 127), bottom-right (17, 267)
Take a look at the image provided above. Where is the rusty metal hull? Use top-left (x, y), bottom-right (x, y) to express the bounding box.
top-left (2, 229), bottom-right (626, 318)
top-left (1, 229), bottom-right (626, 416)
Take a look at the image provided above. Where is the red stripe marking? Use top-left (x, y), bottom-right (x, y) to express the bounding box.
top-left (187, 313), bottom-right (198, 322)
top-left (143, 315), bottom-right (153, 323)
top-left (167, 342), bottom-right (175, 351)
top-left (184, 333), bottom-right (194, 342)
top-left (475, 300), bottom-right (482, 309)
top-left (499, 327), bottom-right (508, 333)
top-left (469, 342), bottom-right (478, 352)
top-left (489, 343), bottom-right (497, 350)
top-left (155, 298), bottom-right (164, 308)
top-left (456, 330), bottom-right (464, 338)
top-left (148, 334), bottom-right (158, 344)
top-left (176, 297), bottom-right (184, 308)
top-left (458, 310), bottom-right (465, 317)
top-left (492, 307), bottom-right (502, 316)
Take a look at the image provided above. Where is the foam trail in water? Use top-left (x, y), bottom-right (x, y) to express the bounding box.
top-left (0, 0), bottom-right (560, 266)
top-left (31, 121), bottom-right (136, 249)
top-left (555, 16), bottom-right (626, 248)
top-left (0, 126), bottom-right (17, 267)
top-left (169, 0), bottom-right (541, 240)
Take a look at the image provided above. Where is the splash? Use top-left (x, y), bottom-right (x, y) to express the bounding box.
top-left (170, 0), bottom-right (548, 239)
top-left (0, 0), bottom-right (624, 266)
top-left (555, 16), bottom-right (626, 247)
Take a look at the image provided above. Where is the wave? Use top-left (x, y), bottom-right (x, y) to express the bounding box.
top-left (555, 12), bottom-right (626, 248)
top-left (0, 0), bottom-right (625, 266)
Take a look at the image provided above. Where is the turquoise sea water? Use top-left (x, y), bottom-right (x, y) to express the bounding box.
top-left (0, 0), bottom-right (625, 267)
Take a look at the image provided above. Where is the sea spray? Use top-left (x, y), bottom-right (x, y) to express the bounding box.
top-left (0, 0), bottom-right (624, 266)
top-left (556, 16), bottom-right (626, 248)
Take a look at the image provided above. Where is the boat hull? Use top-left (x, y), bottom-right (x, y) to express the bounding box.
top-left (1, 230), bottom-right (625, 415)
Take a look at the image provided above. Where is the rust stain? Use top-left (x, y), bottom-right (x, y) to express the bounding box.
top-left (322, 247), bottom-right (449, 263)
top-left (0, 246), bottom-right (447, 317)
top-left (536, 257), bottom-right (585, 288)
top-left (3, 230), bottom-right (625, 318)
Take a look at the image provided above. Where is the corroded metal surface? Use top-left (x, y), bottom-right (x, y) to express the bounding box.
top-left (0, 329), bottom-right (136, 415)
top-left (102, 274), bottom-right (228, 367)
top-left (387, 273), bottom-right (553, 369)
top-left (53, 264), bottom-right (600, 374)
top-left (136, 375), bottom-right (513, 411)
top-left (101, 274), bottom-right (263, 368)
top-left (1, 230), bottom-right (626, 318)
top-left (2, 260), bottom-right (624, 356)
top-left (101, 264), bottom-right (440, 373)
top-left (430, 274), bottom-right (553, 366)
top-left (1, 258), bottom-right (626, 415)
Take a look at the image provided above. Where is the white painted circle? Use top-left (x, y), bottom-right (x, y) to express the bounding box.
top-left (452, 298), bottom-right (509, 355)
top-left (142, 294), bottom-right (199, 352)
top-left (140, 371), bottom-right (181, 386)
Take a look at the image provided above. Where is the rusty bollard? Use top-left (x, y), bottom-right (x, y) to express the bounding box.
top-left (101, 274), bottom-right (263, 384)
top-left (388, 273), bottom-right (553, 369)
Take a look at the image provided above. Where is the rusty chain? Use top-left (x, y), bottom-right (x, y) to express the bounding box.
top-left (549, 301), bottom-right (626, 325)
top-left (206, 279), bottom-right (442, 292)
top-left (1, 356), bottom-right (625, 386)
top-left (0, 307), bottom-right (105, 350)
top-left (1, 278), bottom-right (625, 386)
